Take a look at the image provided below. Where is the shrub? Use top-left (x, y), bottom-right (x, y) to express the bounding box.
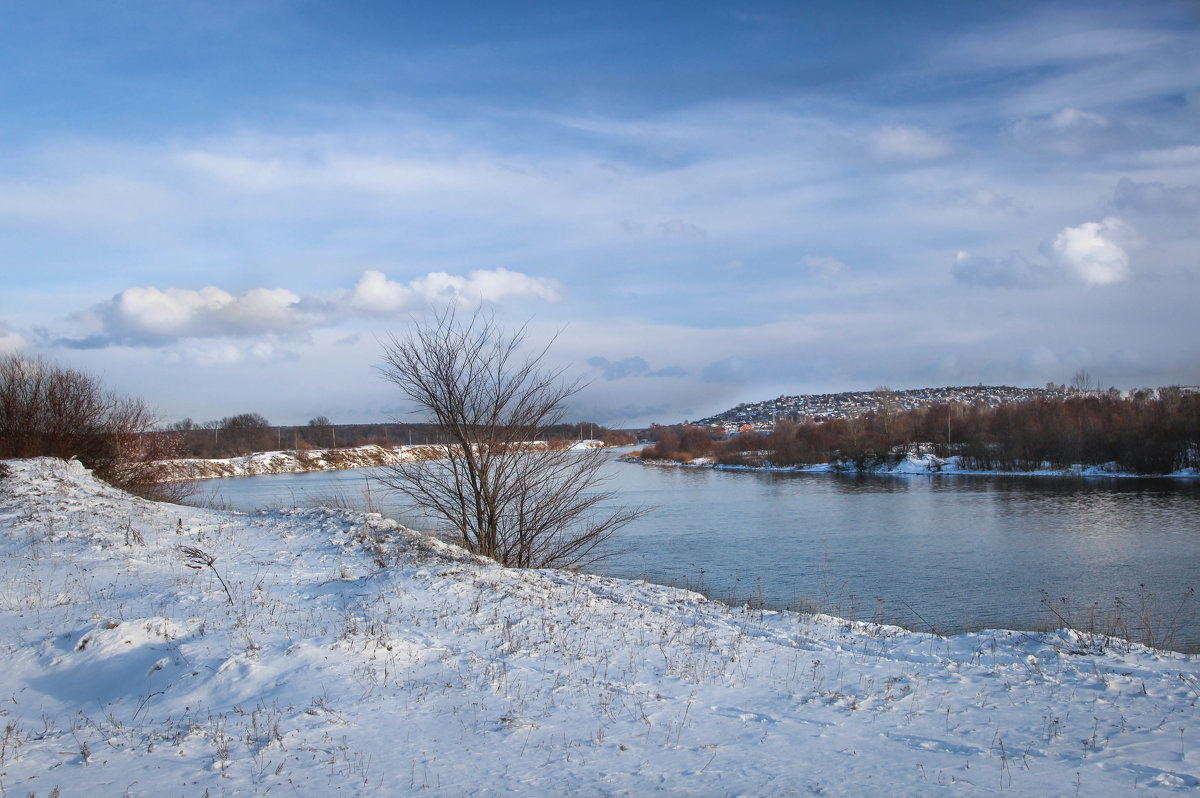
top-left (0, 354), bottom-right (189, 501)
top-left (376, 307), bottom-right (645, 569)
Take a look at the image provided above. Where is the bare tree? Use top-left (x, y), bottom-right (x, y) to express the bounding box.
top-left (308, 415), bottom-right (335, 449)
top-left (1070, 369), bottom-right (1098, 394)
top-left (874, 385), bottom-right (899, 448)
top-left (0, 354), bottom-right (190, 501)
top-left (375, 307), bottom-right (645, 569)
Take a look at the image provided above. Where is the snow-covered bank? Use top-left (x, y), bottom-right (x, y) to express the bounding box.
top-left (165, 440), bottom-right (608, 481)
top-left (631, 451), bottom-right (1200, 479)
top-left (1, 458), bottom-right (1197, 796)
top-left (159, 443), bottom-right (436, 481)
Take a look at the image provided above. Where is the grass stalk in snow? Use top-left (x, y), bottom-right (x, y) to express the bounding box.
top-left (181, 545), bottom-right (235, 606)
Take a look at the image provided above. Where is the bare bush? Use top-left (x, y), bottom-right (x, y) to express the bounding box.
top-left (376, 307), bottom-right (645, 569)
top-left (0, 354), bottom-right (190, 501)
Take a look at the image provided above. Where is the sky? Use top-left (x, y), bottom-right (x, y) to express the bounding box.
top-left (1, 0), bottom-right (1198, 428)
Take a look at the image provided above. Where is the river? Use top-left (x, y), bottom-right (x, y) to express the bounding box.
top-left (186, 451), bottom-right (1200, 651)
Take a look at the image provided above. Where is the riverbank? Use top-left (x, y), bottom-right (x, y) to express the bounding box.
top-left (628, 450), bottom-right (1200, 479)
top-left (160, 443), bottom-right (435, 481)
top-left (164, 439), bottom-right (608, 481)
top-left (1, 456), bottom-right (1198, 795)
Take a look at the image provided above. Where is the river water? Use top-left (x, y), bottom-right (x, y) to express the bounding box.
top-left (186, 452), bottom-right (1200, 651)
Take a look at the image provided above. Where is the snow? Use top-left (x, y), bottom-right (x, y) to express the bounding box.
top-left (1, 457), bottom-right (1197, 796)
top-left (161, 444), bottom-right (432, 481)
top-left (165, 441), bottom-right (609, 481)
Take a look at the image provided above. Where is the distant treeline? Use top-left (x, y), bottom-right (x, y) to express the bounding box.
top-left (637, 389), bottom-right (1200, 475)
top-left (168, 414), bottom-right (636, 459)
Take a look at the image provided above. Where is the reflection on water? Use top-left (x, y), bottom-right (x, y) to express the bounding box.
top-left (188, 454), bottom-right (1200, 651)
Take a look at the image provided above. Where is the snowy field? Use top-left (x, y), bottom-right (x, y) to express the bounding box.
top-left (1, 458), bottom-right (1197, 796)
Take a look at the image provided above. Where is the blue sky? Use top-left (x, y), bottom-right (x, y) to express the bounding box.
top-left (2, 1), bottom-right (1198, 427)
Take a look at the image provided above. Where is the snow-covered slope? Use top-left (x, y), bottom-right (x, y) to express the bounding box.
top-left (160, 443), bottom-right (437, 480)
top-left (0, 458), bottom-right (1196, 795)
top-left (164, 440), bottom-right (608, 481)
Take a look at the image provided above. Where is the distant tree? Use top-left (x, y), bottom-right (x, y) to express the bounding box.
top-left (219, 413), bottom-right (273, 454)
top-left (874, 386), bottom-right (899, 447)
top-left (308, 415), bottom-right (335, 448)
top-left (1070, 369), bottom-right (1097, 394)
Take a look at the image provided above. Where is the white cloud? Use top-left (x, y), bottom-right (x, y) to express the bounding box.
top-left (65, 268), bottom-right (563, 348)
top-left (1010, 107), bottom-right (1130, 157)
top-left (161, 339), bottom-right (290, 368)
top-left (347, 271), bottom-right (415, 315)
top-left (0, 321), bottom-right (26, 354)
top-left (869, 125), bottom-right (953, 161)
top-left (955, 218), bottom-right (1136, 289)
top-left (347, 268), bottom-right (563, 314)
top-left (1047, 217), bottom-right (1133, 286)
top-left (83, 285), bottom-right (317, 345)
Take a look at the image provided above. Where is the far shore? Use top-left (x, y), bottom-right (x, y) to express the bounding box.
top-left (625, 450), bottom-right (1200, 480)
top-left (163, 440), bottom-right (612, 482)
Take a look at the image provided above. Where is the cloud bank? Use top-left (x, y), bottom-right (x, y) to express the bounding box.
top-left (66, 268), bottom-right (562, 348)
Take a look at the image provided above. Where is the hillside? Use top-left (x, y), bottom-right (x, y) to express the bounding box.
top-left (692, 385), bottom-right (1055, 431)
top-left (0, 458), bottom-right (1197, 795)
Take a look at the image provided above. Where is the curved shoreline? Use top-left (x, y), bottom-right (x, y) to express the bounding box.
top-left (624, 451), bottom-right (1200, 479)
top-left (164, 440), bottom-right (613, 481)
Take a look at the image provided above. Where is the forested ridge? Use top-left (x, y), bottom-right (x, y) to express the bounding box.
top-left (639, 389), bottom-right (1200, 475)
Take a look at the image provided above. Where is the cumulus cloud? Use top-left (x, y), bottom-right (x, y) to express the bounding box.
top-left (587, 356), bottom-right (650, 381)
top-left (346, 268), bottom-right (563, 314)
top-left (70, 285), bottom-right (319, 347)
top-left (1046, 217), bottom-right (1133, 286)
top-left (646, 365), bottom-right (687, 378)
top-left (1111, 177), bottom-right (1200, 215)
top-left (954, 218), bottom-right (1136, 289)
top-left (869, 125), bottom-right (953, 161)
top-left (62, 267), bottom-right (562, 348)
